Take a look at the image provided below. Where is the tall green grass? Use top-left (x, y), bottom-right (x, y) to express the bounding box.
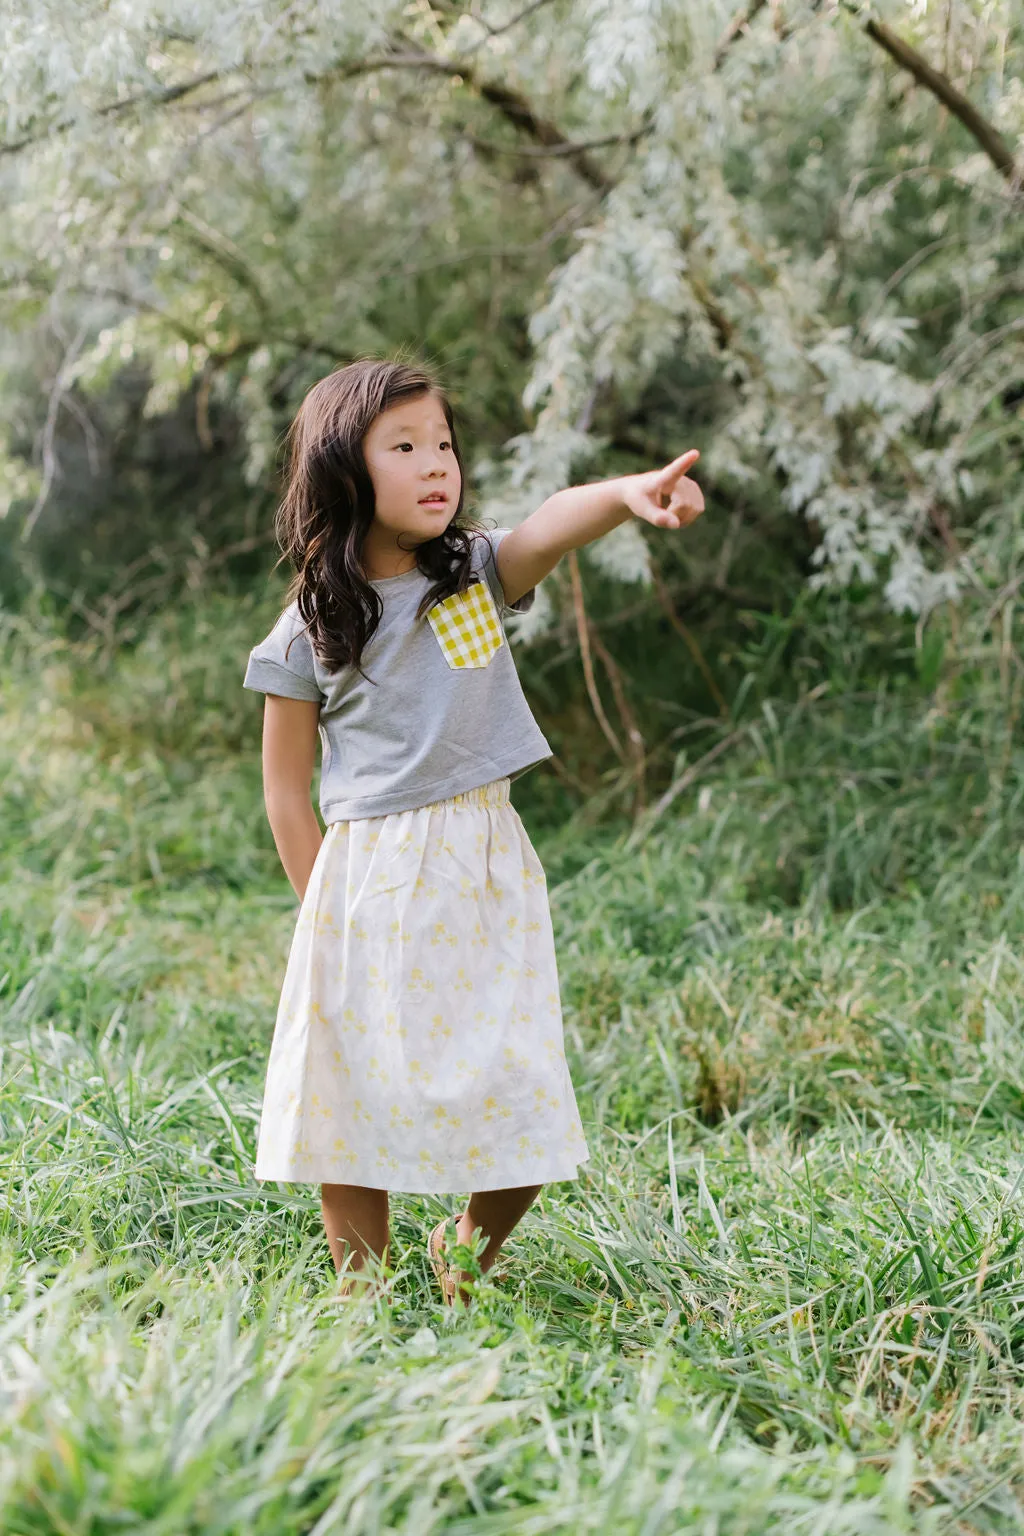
top-left (2, 590), bottom-right (1023, 1532)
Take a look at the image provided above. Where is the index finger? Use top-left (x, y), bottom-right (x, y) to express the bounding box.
top-left (658, 449), bottom-right (700, 486)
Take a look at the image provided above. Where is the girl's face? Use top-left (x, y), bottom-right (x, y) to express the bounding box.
top-left (362, 392), bottom-right (461, 552)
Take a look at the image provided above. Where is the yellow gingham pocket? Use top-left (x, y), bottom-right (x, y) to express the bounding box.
top-left (426, 579), bottom-right (504, 669)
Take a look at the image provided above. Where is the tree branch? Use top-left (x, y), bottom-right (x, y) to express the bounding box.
top-left (588, 622), bottom-right (648, 817)
top-left (174, 208), bottom-right (272, 320)
top-left (1, 72), bottom-right (220, 157)
top-left (717, 2), bottom-right (1020, 187)
top-left (3, 34), bottom-right (617, 199)
top-left (567, 548), bottom-right (626, 761)
top-left (21, 316), bottom-right (93, 543)
top-left (623, 727), bottom-right (751, 852)
top-left (457, 123), bottom-right (652, 163)
top-left (858, 14), bottom-right (1021, 187)
top-left (650, 562), bottom-right (730, 716)
top-left (714, 0), bottom-right (768, 69)
top-left (460, 0), bottom-right (558, 53)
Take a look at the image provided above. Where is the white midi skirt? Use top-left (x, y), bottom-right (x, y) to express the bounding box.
top-left (254, 777), bottom-right (590, 1192)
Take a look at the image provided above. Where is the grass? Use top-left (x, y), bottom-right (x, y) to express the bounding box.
top-left (2, 589), bottom-right (1024, 1533)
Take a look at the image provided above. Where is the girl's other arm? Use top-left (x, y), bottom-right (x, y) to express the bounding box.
top-left (495, 450), bottom-right (705, 608)
top-left (261, 695), bottom-right (324, 902)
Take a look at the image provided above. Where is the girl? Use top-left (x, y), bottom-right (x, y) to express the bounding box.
top-left (243, 357), bottom-right (704, 1306)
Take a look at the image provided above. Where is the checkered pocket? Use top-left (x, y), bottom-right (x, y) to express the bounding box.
top-left (426, 579), bottom-right (504, 669)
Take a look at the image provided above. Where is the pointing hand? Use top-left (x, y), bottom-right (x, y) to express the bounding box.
top-left (620, 450), bottom-right (705, 530)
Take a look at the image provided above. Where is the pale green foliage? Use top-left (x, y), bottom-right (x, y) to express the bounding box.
top-left (579, 0), bottom-right (682, 101)
top-left (0, 0), bottom-right (1021, 624)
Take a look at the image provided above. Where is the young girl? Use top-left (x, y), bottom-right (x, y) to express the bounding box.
top-left (243, 357), bottom-right (704, 1306)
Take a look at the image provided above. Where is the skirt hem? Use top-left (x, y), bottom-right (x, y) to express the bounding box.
top-left (254, 1153), bottom-right (590, 1193)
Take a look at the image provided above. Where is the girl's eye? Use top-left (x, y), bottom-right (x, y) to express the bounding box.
top-left (396, 441), bottom-right (452, 452)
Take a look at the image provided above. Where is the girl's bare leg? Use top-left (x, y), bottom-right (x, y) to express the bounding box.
top-left (321, 1183), bottom-right (390, 1293)
top-left (450, 1183), bottom-right (542, 1300)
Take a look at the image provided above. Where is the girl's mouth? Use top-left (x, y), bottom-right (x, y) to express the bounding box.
top-left (418, 496), bottom-right (447, 507)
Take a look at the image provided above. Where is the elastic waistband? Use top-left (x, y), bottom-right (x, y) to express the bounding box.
top-left (438, 777), bottom-right (510, 810)
top-left (327, 777), bottom-right (513, 827)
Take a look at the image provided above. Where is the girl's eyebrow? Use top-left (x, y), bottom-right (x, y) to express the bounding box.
top-left (388, 423), bottom-right (449, 434)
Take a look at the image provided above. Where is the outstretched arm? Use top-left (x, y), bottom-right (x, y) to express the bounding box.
top-left (494, 451), bottom-right (705, 609)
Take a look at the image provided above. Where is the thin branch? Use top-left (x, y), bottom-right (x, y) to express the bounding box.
top-left (76, 284), bottom-right (218, 354)
top-left (458, 122), bottom-right (652, 162)
top-left (714, 0), bottom-right (769, 69)
top-left (930, 314), bottom-right (1024, 398)
top-left (650, 563), bottom-right (729, 716)
top-left (172, 89), bottom-right (253, 116)
top-left (311, 42), bottom-right (616, 192)
top-left (4, 35), bottom-right (617, 199)
top-left (379, 194), bottom-right (606, 280)
top-left (1, 72), bottom-right (220, 157)
top-left (175, 207), bottom-right (271, 319)
top-left (470, 79), bottom-right (614, 194)
top-left (854, 11), bottom-right (1022, 187)
top-left (567, 549), bottom-right (626, 762)
top-left (856, 231), bottom-right (965, 336)
top-left (21, 316), bottom-right (93, 544)
top-left (926, 500), bottom-right (962, 559)
top-left (623, 728), bottom-right (751, 852)
top-left (195, 359), bottom-right (214, 451)
top-left (542, 751), bottom-right (593, 796)
top-left (983, 574), bottom-right (1024, 630)
top-left (588, 624), bottom-right (648, 816)
top-left (561, 381), bottom-right (644, 778)
top-left (461, 0), bottom-right (558, 53)
top-left (70, 279), bottom-right (353, 369)
top-left (60, 391), bottom-right (103, 476)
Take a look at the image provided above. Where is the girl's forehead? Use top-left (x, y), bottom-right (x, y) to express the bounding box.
top-left (371, 397), bottom-right (448, 434)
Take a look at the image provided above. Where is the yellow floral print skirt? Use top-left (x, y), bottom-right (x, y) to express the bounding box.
top-left (254, 777), bottom-right (590, 1192)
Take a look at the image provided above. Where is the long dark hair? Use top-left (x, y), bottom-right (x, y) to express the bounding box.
top-left (273, 357), bottom-right (482, 681)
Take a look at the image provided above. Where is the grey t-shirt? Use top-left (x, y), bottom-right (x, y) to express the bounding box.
top-left (243, 527), bottom-right (553, 822)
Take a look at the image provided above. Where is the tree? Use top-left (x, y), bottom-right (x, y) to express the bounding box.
top-left (1, 0), bottom-right (1021, 634)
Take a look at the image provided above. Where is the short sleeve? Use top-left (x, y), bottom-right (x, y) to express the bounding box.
top-left (475, 527), bottom-right (536, 616)
top-left (243, 602), bottom-right (325, 703)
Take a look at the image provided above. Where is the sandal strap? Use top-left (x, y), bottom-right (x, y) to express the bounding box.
top-left (429, 1217), bottom-right (456, 1306)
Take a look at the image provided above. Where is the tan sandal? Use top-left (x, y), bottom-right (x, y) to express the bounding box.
top-left (428, 1216), bottom-right (457, 1307)
top-left (428, 1214), bottom-right (509, 1305)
